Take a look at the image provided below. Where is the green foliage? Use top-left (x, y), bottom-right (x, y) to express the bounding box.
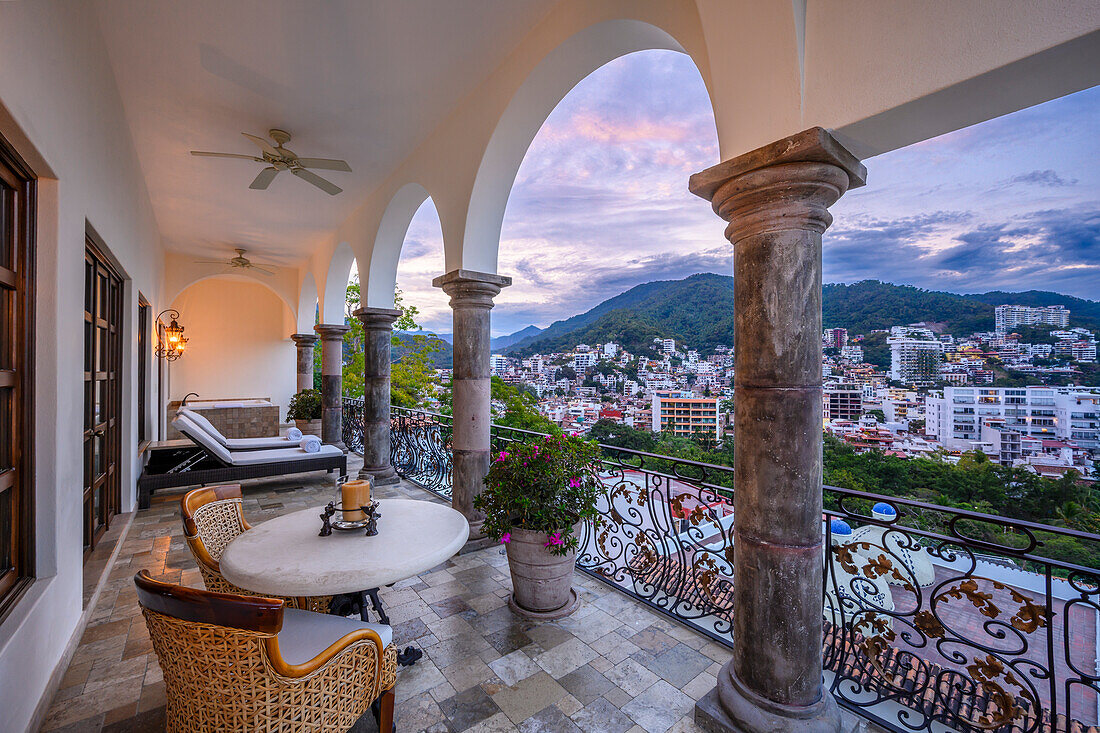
top-left (340, 279), bottom-right (439, 407)
top-left (821, 435), bottom-right (1100, 568)
top-left (858, 332), bottom-right (891, 369)
top-left (491, 377), bottom-right (559, 433)
top-left (823, 281), bottom-right (993, 335)
top-left (286, 388), bottom-right (322, 421)
top-left (475, 434), bottom-right (602, 554)
top-left (1012, 325), bottom-right (1059, 345)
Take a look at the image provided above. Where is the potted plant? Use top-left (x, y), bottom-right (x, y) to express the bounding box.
top-left (474, 433), bottom-right (601, 619)
top-left (287, 388), bottom-right (323, 437)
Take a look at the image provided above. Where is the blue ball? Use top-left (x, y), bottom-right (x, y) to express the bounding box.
top-left (872, 502), bottom-right (897, 517)
top-left (830, 519), bottom-right (853, 536)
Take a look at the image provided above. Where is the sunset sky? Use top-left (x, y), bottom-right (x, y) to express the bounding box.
top-left (389, 51), bottom-right (1099, 337)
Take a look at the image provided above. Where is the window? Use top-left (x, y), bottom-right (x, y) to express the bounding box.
top-left (0, 135), bottom-right (35, 614)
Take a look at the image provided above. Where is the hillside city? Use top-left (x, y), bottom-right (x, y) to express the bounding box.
top-left (420, 301), bottom-right (1100, 481)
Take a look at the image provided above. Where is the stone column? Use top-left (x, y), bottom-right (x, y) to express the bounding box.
top-left (352, 306), bottom-right (402, 484)
top-left (290, 333), bottom-right (319, 393)
top-left (432, 269), bottom-right (511, 542)
top-left (690, 128), bottom-right (865, 733)
top-left (315, 323), bottom-right (351, 451)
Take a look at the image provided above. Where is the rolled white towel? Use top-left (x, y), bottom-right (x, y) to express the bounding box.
top-left (301, 435), bottom-right (322, 453)
top-left (286, 426), bottom-right (303, 442)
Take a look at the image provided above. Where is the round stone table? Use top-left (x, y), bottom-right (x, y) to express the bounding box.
top-left (221, 499), bottom-right (469, 597)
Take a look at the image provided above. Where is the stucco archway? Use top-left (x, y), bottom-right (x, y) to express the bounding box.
top-left (364, 182), bottom-right (434, 309)
top-left (322, 241), bottom-right (358, 322)
top-left (459, 19), bottom-right (702, 273)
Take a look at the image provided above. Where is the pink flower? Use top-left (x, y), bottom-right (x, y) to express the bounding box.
top-left (500, 533), bottom-right (511, 544)
top-left (496, 451), bottom-right (509, 462)
top-left (569, 477), bottom-right (582, 488)
top-left (544, 532), bottom-right (564, 547)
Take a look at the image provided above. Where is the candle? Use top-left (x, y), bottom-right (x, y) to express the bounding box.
top-left (341, 479), bottom-right (371, 522)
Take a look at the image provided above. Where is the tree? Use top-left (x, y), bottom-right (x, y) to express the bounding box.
top-left (341, 277), bottom-right (439, 407)
top-left (490, 377), bottom-right (558, 433)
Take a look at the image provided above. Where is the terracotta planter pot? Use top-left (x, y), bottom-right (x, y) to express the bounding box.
top-left (294, 419), bottom-right (322, 437)
top-left (505, 524), bottom-right (581, 619)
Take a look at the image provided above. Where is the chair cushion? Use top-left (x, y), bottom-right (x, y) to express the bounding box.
top-left (179, 408), bottom-right (229, 446)
top-left (228, 444), bottom-right (343, 466)
top-left (173, 413), bottom-right (233, 464)
top-left (224, 436), bottom-right (303, 450)
top-left (277, 608), bottom-right (392, 665)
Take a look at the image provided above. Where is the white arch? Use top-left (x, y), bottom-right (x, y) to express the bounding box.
top-left (322, 241), bottom-right (358, 323)
top-left (170, 272), bottom-right (297, 317)
top-left (296, 271), bottom-right (319, 332)
top-left (364, 182), bottom-right (432, 308)
top-left (460, 19), bottom-right (693, 273)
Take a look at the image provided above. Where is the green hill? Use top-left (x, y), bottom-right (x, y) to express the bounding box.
top-left (505, 275), bottom-right (1099, 357)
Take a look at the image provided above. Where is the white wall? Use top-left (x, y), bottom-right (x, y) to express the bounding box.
top-left (169, 278), bottom-right (298, 423)
top-left (0, 3), bottom-right (165, 731)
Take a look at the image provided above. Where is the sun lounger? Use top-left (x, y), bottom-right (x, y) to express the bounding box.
top-left (136, 413), bottom-right (346, 509)
top-left (177, 407), bottom-right (304, 450)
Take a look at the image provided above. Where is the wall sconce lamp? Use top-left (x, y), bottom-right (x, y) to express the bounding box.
top-left (155, 309), bottom-right (188, 361)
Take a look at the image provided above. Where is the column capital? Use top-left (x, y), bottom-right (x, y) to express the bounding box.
top-left (689, 127), bottom-right (866, 242)
top-left (290, 333), bottom-right (319, 347)
top-left (315, 323), bottom-right (351, 340)
top-left (432, 269), bottom-right (512, 309)
top-left (352, 306), bottom-right (402, 331)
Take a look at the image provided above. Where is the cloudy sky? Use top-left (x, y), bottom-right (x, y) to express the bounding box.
top-left (392, 51), bottom-right (1099, 337)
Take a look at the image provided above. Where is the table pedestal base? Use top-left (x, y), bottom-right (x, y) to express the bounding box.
top-left (329, 589), bottom-right (423, 666)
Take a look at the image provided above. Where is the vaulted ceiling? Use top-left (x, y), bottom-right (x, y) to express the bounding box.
top-left (94, 0), bottom-right (552, 265)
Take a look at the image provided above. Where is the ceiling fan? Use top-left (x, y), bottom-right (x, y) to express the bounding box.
top-left (194, 248), bottom-right (276, 275)
top-left (190, 129), bottom-right (351, 195)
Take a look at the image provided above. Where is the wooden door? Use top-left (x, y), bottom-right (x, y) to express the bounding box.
top-left (83, 242), bottom-right (122, 556)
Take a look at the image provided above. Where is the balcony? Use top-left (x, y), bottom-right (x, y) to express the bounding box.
top-left (342, 402), bottom-right (1100, 733)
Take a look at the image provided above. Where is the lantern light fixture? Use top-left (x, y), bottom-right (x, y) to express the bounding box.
top-left (155, 309), bottom-right (188, 361)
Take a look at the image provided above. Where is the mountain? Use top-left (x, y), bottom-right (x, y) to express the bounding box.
top-left (491, 325), bottom-right (543, 351)
top-left (393, 331), bottom-right (453, 369)
top-left (504, 275), bottom-right (1100, 357)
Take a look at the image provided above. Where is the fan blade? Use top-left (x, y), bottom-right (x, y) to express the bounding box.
top-left (242, 132), bottom-right (281, 157)
top-left (246, 264), bottom-right (276, 275)
top-left (191, 151), bottom-right (263, 161)
top-left (193, 260), bottom-right (231, 265)
top-left (292, 168), bottom-right (342, 195)
top-left (250, 167), bottom-right (279, 190)
top-left (296, 157), bottom-right (352, 172)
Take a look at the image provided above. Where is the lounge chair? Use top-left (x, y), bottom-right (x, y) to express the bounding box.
top-left (136, 412), bottom-right (346, 509)
top-left (177, 407), bottom-right (305, 450)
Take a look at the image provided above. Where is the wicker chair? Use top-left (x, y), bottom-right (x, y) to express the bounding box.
top-left (180, 484), bottom-right (332, 613)
top-left (135, 570), bottom-right (397, 732)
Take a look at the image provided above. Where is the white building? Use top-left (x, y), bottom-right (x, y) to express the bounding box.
top-left (572, 352), bottom-right (597, 370)
top-left (888, 337), bottom-right (944, 384)
top-left (489, 354), bottom-right (508, 374)
top-left (995, 304), bottom-right (1070, 333)
top-left (926, 386), bottom-right (1100, 452)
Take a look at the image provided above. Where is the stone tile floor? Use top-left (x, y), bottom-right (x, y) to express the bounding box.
top-left (39, 458), bottom-right (726, 732)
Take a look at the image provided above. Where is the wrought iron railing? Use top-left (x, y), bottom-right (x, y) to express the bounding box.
top-left (341, 396), bottom-right (364, 454)
top-left (356, 406), bottom-right (1100, 733)
top-left (389, 406), bottom-right (453, 499)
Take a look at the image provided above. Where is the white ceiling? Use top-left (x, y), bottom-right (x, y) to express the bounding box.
top-left (94, 0), bottom-right (551, 265)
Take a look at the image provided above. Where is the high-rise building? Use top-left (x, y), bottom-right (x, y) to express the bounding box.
top-left (995, 304), bottom-right (1070, 333)
top-left (824, 328), bottom-right (848, 351)
top-left (651, 393), bottom-right (721, 439)
top-left (489, 354), bottom-right (508, 374)
top-left (888, 337), bottom-right (943, 384)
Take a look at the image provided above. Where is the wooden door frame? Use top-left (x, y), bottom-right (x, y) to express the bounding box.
top-left (0, 133), bottom-right (36, 617)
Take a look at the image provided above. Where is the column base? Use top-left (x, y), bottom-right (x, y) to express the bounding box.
top-left (358, 464), bottom-right (400, 485)
top-left (695, 664), bottom-right (841, 733)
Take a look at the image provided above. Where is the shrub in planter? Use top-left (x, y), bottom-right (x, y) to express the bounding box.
top-left (287, 388), bottom-right (323, 436)
top-left (474, 433), bottom-right (601, 617)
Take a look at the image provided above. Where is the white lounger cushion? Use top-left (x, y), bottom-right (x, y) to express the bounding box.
top-left (173, 413), bottom-right (339, 466)
top-left (178, 408), bottom-right (301, 450)
top-left (228, 444), bottom-right (342, 465)
top-left (277, 608), bottom-right (391, 665)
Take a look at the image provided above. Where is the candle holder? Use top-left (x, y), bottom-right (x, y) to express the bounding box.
top-left (319, 500), bottom-right (381, 536)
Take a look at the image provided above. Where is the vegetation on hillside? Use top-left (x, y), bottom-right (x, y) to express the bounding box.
top-left (506, 274), bottom-right (1099, 357)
